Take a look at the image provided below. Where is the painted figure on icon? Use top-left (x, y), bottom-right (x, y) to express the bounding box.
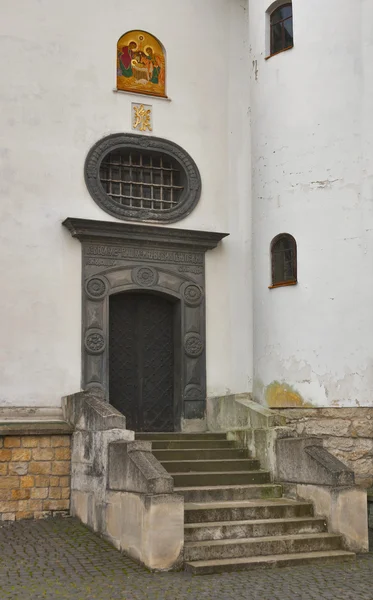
top-left (117, 31), bottom-right (166, 97)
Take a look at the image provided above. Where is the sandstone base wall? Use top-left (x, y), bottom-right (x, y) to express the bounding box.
top-left (278, 408), bottom-right (373, 488)
top-left (0, 434), bottom-right (71, 521)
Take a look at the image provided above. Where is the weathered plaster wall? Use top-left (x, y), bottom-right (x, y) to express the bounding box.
top-left (249, 0), bottom-right (373, 407)
top-left (0, 0), bottom-right (251, 406)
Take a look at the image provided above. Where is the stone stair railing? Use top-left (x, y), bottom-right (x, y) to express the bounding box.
top-left (276, 436), bottom-right (368, 553)
top-left (207, 393), bottom-right (368, 553)
top-left (107, 440), bottom-right (183, 569)
top-left (62, 390), bottom-right (183, 571)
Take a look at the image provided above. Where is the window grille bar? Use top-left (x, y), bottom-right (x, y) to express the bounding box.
top-left (100, 178), bottom-right (183, 190)
top-left (120, 152), bottom-right (123, 202)
top-left (140, 152), bottom-right (143, 208)
top-left (160, 156), bottom-right (163, 210)
top-left (109, 193), bottom-right (177, 205)
top-left (170, 165), bottom-right (173, 206)
top-left (103, 161), bottom-right (178, 173)
top-left (150, 154), bottom-right (154, 210)
top-left (129, 152), bottom-right (133, 208)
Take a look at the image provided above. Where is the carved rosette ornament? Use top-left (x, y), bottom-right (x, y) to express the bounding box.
top-left (183, 283), bottom-right (203, 307)
top-left (184, 333), bottom-right (204, 358)
top-left (85, 276), bottom-right (108, 300)
top-left (85, 330), bottom-right (106, 355)
top-left (132, 266), bottom-right (158, 287)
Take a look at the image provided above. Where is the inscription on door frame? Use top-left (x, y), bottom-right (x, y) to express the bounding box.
top-left (63, 218), bottom-right (228, 427)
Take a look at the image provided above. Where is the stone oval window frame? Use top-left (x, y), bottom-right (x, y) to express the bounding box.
top-left (84, 133), bottom-right (202, 224)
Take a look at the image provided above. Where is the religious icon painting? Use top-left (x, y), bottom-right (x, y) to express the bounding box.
top-left (117, 30), bottom-right (166, 98)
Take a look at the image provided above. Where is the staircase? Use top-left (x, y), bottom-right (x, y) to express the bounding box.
top-left (136, 431), bottom-right (355, 574)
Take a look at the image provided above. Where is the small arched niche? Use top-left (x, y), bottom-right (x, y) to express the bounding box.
top-left (270, 233), bottom-right (297, 288)
top-left (117, 30), bottom-right (166, 98)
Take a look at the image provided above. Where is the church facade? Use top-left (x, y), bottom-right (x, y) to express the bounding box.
top-left (2, 0), bottom-right (373, 489)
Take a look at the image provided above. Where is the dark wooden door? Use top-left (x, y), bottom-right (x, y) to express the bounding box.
top-left (109, 292), bottom-right (175, 432)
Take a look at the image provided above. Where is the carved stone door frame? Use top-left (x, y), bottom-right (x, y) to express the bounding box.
top-left (63, 218), bottom-right (228, 429)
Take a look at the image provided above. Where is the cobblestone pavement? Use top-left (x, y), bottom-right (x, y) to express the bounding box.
top-left (0, 517), bottom-right (372, 600)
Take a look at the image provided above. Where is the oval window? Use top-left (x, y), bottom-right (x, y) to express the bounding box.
top-left (85, 134), bottom-right (201, 223)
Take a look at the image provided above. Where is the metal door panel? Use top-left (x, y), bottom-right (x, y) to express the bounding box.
top-left (109, 293), bottom-right (174, 431)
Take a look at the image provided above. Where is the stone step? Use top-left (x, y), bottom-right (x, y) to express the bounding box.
top-left (151, 440), bottom-right (237, 449)
top-left (184, 550), bottom-right (355, 575)
top-left (184, 533), bottom-right (343, 562)
top-left (153, 448), bottom-right (251, 461)
top-left (175, 484), bottom-right (283, 502)
top-left (136, 432), bottom-right (227, 441)
top-left (161, 459), bottom-right (260, 473)
top-left (172, 470), bottom-right (271, 487)
top-left (184, 499), bottom-right (314, 523)
top-left (184, 517), bottom-right (327, 542)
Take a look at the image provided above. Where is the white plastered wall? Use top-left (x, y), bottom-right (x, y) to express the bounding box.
top-left (250, 0), bottom-right (373, 407)
top-left (0, 0), bottom-right (251, 406)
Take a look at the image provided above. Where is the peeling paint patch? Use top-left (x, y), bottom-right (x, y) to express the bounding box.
top-left (252, 60), bottom-right (258, 81)
top-left (310, 179), bottom-right (339, 189)
top-left (265, 381), bottom-right (314, 408)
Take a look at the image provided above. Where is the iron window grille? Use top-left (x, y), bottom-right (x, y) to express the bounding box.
top-left (99, 149), bottom-right (184, 211)
top-left (270, 233), bottom-right (297, 288)
top-left (270, 3), bottom-right (293, 56)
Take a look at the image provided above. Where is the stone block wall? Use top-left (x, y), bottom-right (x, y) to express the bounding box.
top-left (278, 408), bottom-right (373, 488)
top-left (0, 435), bottom-right (71, 521)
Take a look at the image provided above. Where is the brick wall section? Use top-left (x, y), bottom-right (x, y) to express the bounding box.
top-left (0, 435), bottom-right (71, 521)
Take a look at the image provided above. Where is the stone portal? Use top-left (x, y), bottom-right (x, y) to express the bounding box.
top-left (63, 218), bottom-right (228, 430)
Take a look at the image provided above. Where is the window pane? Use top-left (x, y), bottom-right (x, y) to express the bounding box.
top-left (279, 238), bottom-right (292, 252)
top-left (271, 23), bottom-right (284, 55)
top-left (153, 171), bottom-right (162, 185)
top-left (109, 153), bottom-right (121, 165)
top-left (284, 17), bottom-right (293, 47)
top-left (112, 182), bottom-right (120, 195)
top-left (143, 169), bottom-right (151, 183)
top-left (273, 251), bottom-right (285, 283)
top-left (143, 186), bottom-right (151, 199)
top-left (271, 4), bottom-right (292, 25)
top-left (163, 171), bottom-right (171, 185)
top-left (284, 249), bottom-right (293, 262)
top-left (132, 184), bottom-right (140, 197)
top-left (284, 260), bottom-right (294, 280)
top-left (121, 168), bottom-right (130, 182)
top-left (272, 235), bottom-right (296, 284)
